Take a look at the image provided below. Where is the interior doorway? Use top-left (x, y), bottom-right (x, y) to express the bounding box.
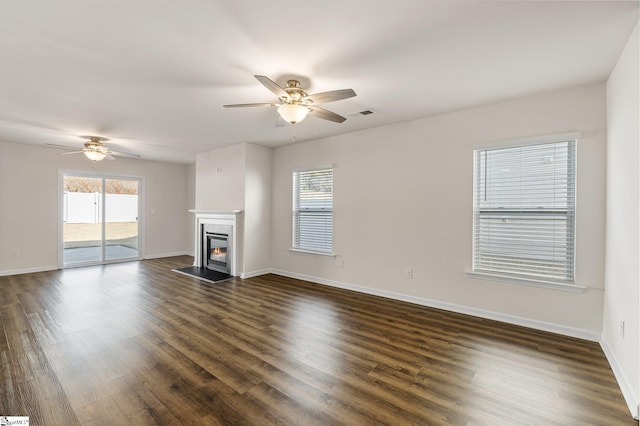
top-left (60, 171), bottom-right (143, 267)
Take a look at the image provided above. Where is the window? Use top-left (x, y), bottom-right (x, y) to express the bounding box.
top-left (292, 166), bottom-right (333, 253)
top-left (472, 139), bottom-right (576, 284)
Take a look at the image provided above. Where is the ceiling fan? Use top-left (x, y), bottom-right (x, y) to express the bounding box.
top-left (46, 136), bottom-right (141, 162)
top-left (224, 75), bottom-right (356, 125)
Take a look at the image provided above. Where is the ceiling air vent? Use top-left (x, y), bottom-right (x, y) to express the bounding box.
top-left (347, 109), bottom-right (374, 118)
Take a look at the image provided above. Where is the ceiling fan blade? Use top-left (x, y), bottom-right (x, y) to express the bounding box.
top-left (110, 150), bottom-right (141, 159)
top-left (223, 102), bottom-right (279, 108)
top-left (303, 89), bottom-right (356, 104)
top-left (308, 106), bottom-right (347, 123)
top-left (45, 143), bottom-right (79, 150)
top-left (254, 75), bottom-right (288, 99)
top-left (60, 150), bottom-right (83, 155)
top-left (106, 154), bottom-right (116, 161)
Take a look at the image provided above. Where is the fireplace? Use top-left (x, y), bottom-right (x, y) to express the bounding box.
top-left (205, 232), bottom-right (229, 273)
top-left (201, 222), bottom-right (233, 275)
top-left (191, 210), bottom-right (241, 277)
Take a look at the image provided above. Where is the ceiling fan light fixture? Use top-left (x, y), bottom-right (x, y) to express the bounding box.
top-left (83, 150), bottom-right (107, 162)
top-left (278, 104), bottom-right (310, 124)
top-left (224, 75), bottom-right (355, 125)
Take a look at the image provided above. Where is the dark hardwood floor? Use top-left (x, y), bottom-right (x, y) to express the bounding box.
top-left (0, 256), bottom-right (635, 425)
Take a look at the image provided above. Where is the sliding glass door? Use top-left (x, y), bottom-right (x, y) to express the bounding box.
top-left (62, 176), bottom-right (103, 264)
top-left (62, 172), bottom-right (142, 267)
top-left (104, 178), bottom-right (140, 261)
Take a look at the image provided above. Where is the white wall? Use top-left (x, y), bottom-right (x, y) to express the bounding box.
top-left (603, 21), bottom-right (639, 417)
top-left (271, 83), bottom-right (607, 339)
top-left (195, 143), bottom-right (246, 211)
top-left (243, 144), bottom-right (272, 276)
top-left (0, 141), bottom-right (191, 274)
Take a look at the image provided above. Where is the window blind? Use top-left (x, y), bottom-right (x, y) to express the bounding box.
top-left (473, 140), bottom-right (576, 283)
top-left (293, 167), bottom-right (333, 253)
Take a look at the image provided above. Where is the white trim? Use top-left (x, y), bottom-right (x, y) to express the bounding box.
top-left (292, 163), bottom-right (335, 173)
top-left (288, 248), bottom-right (336, 257)
top-left (240, 269), bottom-right (271, 279)
top-left (270, 268), bottom-right (601, 342)
top-left (189, 209), bottom-right (242, 215)
top-left (0, 254), bottom-right (189, 276)
top-left (0, 265), bottom-right (59, 277)
top-left (473, 131), bottom-right (579, 150)
top-left (145, 251), bottom-right (191, 260)
top-left (138, 178), bottom-right (146, 260)
top-left (600, 339), bottom-right (639, 419)
top-left (58, 169), bottom-right (64, 268)
top-left (466, 271), bottom-right (587, 293)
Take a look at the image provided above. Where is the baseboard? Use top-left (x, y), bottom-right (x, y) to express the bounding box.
top-left (0, 265), bottom-right (59, 277)
top-left (600, 339), bottom-right (639, 419)
top-left (144, 251), bottom-right (191, 260)
top-left (240, 269), bottom-right (271, 279)
top-left (1, 253), bottom-right (192, 276)
top-left (269, 269), bottom-right (601, 342)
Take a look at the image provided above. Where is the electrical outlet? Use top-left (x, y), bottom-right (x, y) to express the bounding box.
top-left (404, 267), bottom-right (413, 279)
top-left (620, 320), bottom-right (625, 338)
top-left (11, 249), bottom-right (20, 259)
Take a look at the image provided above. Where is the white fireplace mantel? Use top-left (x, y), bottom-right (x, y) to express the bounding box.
top-left (190, 210), bottom-right (242, 215)
top-left (190, 210), bottom-right (242, 275)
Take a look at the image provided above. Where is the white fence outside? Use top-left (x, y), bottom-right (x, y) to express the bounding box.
top-left (63, 192), bottom-right (138, 223)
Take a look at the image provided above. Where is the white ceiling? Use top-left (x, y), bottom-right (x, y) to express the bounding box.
top-left (0, 1), bottom-right (637, 164)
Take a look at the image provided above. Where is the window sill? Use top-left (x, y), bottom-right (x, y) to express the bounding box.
top-left (466, 271), bottom-right (586, 293)
top-left (288, 248), bottom-right (336, 258)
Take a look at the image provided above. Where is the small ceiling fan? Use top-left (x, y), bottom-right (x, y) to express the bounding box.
top-left (224, 75), bottom-right (356, 125)
top-left (46, 136), bottom-right (141, 162)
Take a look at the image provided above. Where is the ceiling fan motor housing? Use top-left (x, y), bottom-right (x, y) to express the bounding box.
top-left (282, 80), bottom-right (308, 103)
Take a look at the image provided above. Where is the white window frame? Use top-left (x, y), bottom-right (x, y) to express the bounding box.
top-left (290, 165), bottom-right (334, 256)
top-left (469, 135), bottom-right (581, 291)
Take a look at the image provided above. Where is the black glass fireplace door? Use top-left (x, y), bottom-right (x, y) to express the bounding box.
top-left (205, 232), bottom-right (229, 273)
